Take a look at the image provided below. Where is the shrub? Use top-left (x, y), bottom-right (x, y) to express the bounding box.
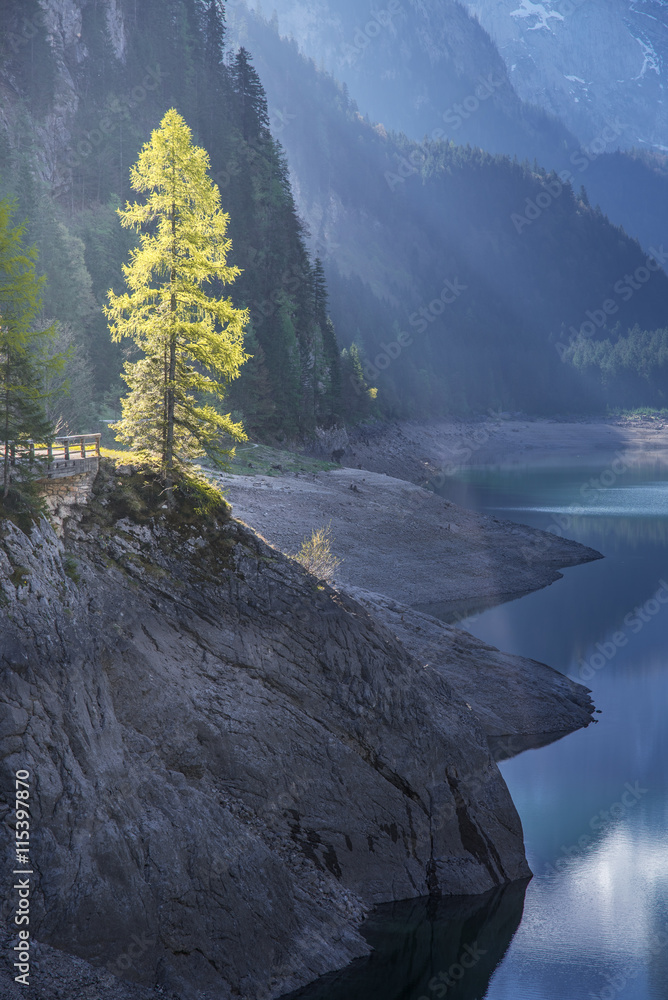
top-left (295, 522), bottom-right (341, 583)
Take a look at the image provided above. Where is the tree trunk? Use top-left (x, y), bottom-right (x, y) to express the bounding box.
top-left (165, 323), bottom-right (176, 473)
top-left (3, 362), bottom-right (10, 498)
top-left (165, 198), bottom-right (177, 475)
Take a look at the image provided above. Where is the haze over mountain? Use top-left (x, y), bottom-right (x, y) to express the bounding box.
top-left (464, 0), bottom-right (668, 153)
top-left (236, 0), bottom-right (668, 263)
top-left (235, 0), bottom-right (575, 162)
top-left (228, 3), bottom-right (668, 413)
top-left (2, 0), bottom-right (668, 430)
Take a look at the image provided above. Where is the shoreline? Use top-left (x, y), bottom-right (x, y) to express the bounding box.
top-left (217, 465), bottom-right (601, 614)
top-left (339, 415), bottom-right (668, 484)
top-left (218, 437), bottom-right (604, 760)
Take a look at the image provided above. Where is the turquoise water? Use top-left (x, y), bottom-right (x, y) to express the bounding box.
top-left (284, 463), bottom-right (668, 1000)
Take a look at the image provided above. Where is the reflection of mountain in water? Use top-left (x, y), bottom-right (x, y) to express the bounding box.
top-left (281, 880), bottom-right (529, 1000)
top-left (559, 515), bottom-right (668, 550)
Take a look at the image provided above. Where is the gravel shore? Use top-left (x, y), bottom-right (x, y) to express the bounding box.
top-left (218, 465), bottom-right (601, 616)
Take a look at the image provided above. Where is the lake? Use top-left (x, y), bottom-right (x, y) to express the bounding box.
top-left (283, 461), bottom-right (668, 1000)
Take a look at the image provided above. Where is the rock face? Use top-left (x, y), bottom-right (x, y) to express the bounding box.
top-left (464, 0), bottom-right (668, 151)
top-left (0, 466), bottom-right (531, 999)
top-left (347, 587), bottom-right (595, 759)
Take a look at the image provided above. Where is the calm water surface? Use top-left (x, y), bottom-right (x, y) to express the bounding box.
top-left (285, 463), bottom-right (668, 1000)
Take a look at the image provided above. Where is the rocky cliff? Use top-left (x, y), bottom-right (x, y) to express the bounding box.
top-left (465, 0), bottom-right (668, 152)
top-left (0, 463), bottom-right (537, 998)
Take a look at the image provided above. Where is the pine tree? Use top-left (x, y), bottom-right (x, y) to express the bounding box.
top-left (312, 258), bottom-right (341, 423)
top-left (0, 198), bottom-right (60, 510)
top-left (230, 47), bottom-right (271, 143)
top-left (105, 109), bottom-right (249, 474)
top-left (340, 343), bottom-right (375, 421)
top-left (204, 1), bottom-right (226, 74)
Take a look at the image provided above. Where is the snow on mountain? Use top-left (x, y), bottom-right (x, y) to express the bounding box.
top-left (465, 0), bottom-right (668, 150)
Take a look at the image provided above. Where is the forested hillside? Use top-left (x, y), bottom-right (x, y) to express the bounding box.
top-left (230, 6), bottom-right (668, 414)
top-left (0, 0), bottom-right (345, 440)
top-left (239, 1), bottom-right (668, 286)
top-left (2, 0), bottom-right (668, 438)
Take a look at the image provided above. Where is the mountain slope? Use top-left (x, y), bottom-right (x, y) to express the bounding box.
top-left (228, 6), bottom-right (668, 415)
top-left (236, 0), bottom-right (575, 163)
top-left (465, 0), bottom-right (668, 153)
top-left (237, 0), bottom-right (668, 271)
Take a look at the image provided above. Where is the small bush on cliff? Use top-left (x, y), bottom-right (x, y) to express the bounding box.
top-left (295, 522), bottom-right (341, 583)
top-left (0, 480), bottom-right (49, 535)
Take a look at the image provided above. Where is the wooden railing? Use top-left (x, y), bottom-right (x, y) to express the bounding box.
top-left (6, 434), bottom-right (102, 480)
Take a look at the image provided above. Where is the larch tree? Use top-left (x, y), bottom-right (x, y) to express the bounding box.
top-left (0, 197), bottom-right (60, 508)
top-left (105, 108), bottom-right (249, 475)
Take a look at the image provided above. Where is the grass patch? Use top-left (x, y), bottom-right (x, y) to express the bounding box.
top-left (100, 447), bottom-right (146, 464)
top-left (63, 555), bottom-right (80, 584)
top-left (85, 459), bottom-right (230, 531)
top-left (225, 443), bottom-right (336, 477)
top-left (9, 565), bottom-right (29, 589)
top-left (607, 407), bottom-right (668, 420)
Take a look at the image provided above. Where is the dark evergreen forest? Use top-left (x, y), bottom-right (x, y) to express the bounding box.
top-left (1, 0), bottom-right (668, 442)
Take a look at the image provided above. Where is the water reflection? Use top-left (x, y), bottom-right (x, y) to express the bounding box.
top-left (280, 463), bottom-right (668, 1000)
top-left (498, 513), bottom-right (668, 549)
top-left (441, 463), bottom-right (668, 1000)
top-left (282, 880), bottom-right (529, 1000)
